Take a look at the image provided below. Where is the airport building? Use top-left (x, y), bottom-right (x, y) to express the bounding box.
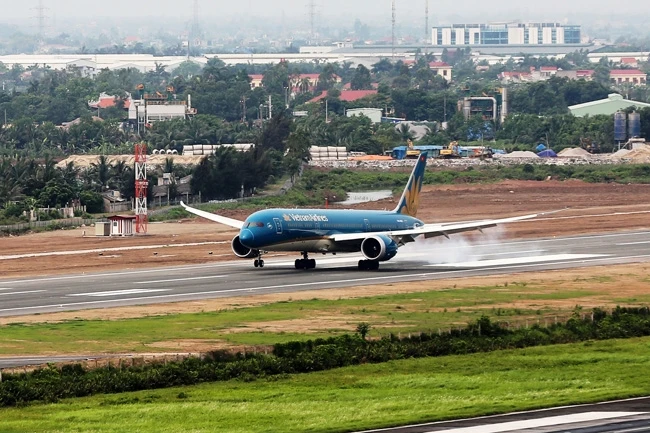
top-left (431, 22), bottom-right (581, 46)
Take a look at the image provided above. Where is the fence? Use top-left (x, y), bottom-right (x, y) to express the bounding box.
top-left (0, 218), bottom-right (103, 232)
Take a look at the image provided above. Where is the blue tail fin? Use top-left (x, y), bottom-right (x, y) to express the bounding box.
top-left (392, 152), bottom-right (428, 217)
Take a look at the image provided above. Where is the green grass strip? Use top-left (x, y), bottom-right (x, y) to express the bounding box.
top-left (1, 337), bottom-right (649, 433)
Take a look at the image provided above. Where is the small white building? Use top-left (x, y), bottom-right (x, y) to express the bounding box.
top-left (346, 108), bottom-right (382, 123)
top-left (107, 215), bottom-right (136, 237)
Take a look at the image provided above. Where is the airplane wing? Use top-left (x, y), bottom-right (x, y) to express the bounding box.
top-left (330, 211), bottom-right (559, 243)
top-left (180, 201), bottom-right (245, 229)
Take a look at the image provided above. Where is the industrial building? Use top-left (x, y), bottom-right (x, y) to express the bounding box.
top-left (569, 94), bottom-right (650, 117)
top-left (431, 22), bottom-right (581, 46)
top-left (128, 92), bottom-right (196, 131)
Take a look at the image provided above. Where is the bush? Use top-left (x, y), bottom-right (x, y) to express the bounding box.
top-left (4, 309), bottom-right (650, 407)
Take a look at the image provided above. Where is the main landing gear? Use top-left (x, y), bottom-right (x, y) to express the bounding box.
top-left (358, 260), bottom-right (379, 271)
top-left (295, 252), bottom-right (316, 270)
top-left (253, 253), bottom-right (265, 268)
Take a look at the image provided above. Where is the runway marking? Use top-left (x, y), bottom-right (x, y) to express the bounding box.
top-left (68, 289), bottom-right (171, 298)
top-left (0, 242), bottom-right (228, 261)
top-left (0, 288), bottom-right (15, 291)
top-left (617, 241), bottom-right (650, 246)
top-left (0, 290), bottom-right (46, 296)
top-left (470, 249), bottom-right (545, 257)
top-left (426, 254), bottom-right (605, 268)
top-left (428, 412), bottom-right (645, 433)
top-left (134, 275), bottom-right (230, 285)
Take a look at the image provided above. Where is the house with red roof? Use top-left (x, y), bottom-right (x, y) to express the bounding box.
top-left (88, 93), bottom-right (132, 110)
top-left (610, 69), bottom-right (647, 85)
top-left (428, 61), bottom-right (452, 81)
top-left (539, 66), bottom-right (558, 78)
top-left (402, 60), bottom-right (453, 82)
top-left (620, 57), bottom-right (639, 68)
top-left (248, 73), bottom-right (341, 92)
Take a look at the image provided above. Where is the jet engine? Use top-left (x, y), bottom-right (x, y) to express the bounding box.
top-left (231, 235), bottom-right (260, 259)
top-left (361, 235), bottom-right (398, 262)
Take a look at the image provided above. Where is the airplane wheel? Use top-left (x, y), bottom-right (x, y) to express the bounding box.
top-left (295, 259), bottom-right (301, 269)
top-left (371, 261), bottom-right (379, 270)
top-left (259, 260), bottom-right (265, 268)
top-left (254, 260), bottom-right (259, 268)
top-left (358, 260), bottom-right (366, 270)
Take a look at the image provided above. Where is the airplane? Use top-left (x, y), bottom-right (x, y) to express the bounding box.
top-left (181, 153), bottom-right (550, 270)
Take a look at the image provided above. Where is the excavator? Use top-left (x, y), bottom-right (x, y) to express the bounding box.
top-left (439, 141), bottom-right (462, 159)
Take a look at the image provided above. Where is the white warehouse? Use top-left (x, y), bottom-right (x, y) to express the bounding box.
top-left (431, 22), bottom-right (581, 46)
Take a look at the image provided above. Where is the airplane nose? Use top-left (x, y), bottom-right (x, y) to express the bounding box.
top-left (239, 229), bottom-right (255, 246)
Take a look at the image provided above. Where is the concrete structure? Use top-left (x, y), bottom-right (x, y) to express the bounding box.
top-left (346, 108), bottom-right (382, 123)
top-left (431, 22), bottom-right (581, 47)
top-left (102, 191), bottom-right (131, 213)
top-left (95, 222), bottom-right (110, 237)
top-left (107, 215), bottom-right (136, 237)
top-left (129, 94), bottom-right (196, 130)
top-left (610, 69), bottom-right (647, 85)
top-left (569, 94), bottom-right (650, 117)
top-left (182, 144), bottom-right (255, 156)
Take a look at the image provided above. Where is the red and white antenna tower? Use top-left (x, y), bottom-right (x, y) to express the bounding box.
top-left (134, 143), bottom-right (148, 234)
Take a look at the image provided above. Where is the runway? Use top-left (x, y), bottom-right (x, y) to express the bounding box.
top-left (356, 397), bottom-right (650, 433)
top-left (0, 230), bottom-right (649, 318)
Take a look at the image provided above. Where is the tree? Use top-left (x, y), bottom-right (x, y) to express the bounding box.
top-left (397, 123), bottom-right (415, 142)
top-left (350, 65), bottom-right (372, 90)
top-left (316, 64), bottom-right (338, 92)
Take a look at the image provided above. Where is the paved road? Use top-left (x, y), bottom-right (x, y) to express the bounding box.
top-left (356, 397), bottom-right (650, 432)
top-left (0, 231), bottom-right (649, 318)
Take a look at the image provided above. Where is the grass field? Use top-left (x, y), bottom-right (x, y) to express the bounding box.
top-left (0, 281), bottom-right (612, 355)
top-left (1, 338), bottom-right (650, 433)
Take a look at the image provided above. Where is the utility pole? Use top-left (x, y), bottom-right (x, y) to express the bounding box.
top-left (268, 95), bottom-right (272, 120)
top-left (391, 0), bottom-right (396, 59)
top-left (241, 96), bottom-right (247, 122)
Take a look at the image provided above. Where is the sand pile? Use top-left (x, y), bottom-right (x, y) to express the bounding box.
top-left (624, 145), bottom-right (650, 161)
top-left (56, 154), bottom-right (206, 169)
top-left (558, 147), bottom-right (591, 157)
top-left (610, 148), bottom-right (631, 158)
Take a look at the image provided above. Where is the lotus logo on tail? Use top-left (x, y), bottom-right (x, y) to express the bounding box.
top-left (393, 153), bottom-right (427, 217)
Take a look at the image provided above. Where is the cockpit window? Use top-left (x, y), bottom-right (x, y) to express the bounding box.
top-left (244, 222), bottom-right (265, 228)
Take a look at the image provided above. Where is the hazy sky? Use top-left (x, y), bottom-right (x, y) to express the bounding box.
top-left (0, 0), bottom-right (645, 21)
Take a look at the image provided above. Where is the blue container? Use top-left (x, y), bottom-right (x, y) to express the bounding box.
top-left (628, 112), bottom-right (641, 138)
top-left (614, 112), bottom-right (627, 141)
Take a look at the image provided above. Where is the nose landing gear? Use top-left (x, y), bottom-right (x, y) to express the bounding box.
top-left (295, 252), bottom-right (316, 270)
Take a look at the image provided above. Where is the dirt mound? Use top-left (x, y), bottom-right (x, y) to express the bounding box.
top-left (625, 145), bottom-right (650, 161)
top-left (558, 148), bottom-right (591, 157)
top-left (56, 154), bottom-right (205, 169)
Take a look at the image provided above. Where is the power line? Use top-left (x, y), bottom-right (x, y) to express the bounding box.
top-left (391, 0), bottom-right (396, 59)
top-left (425, 0), bottom-right (429, 43)
top-left (307, 0), bottom-right (317, 40)
top-left (33, 0), bottom-right (47, 43)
